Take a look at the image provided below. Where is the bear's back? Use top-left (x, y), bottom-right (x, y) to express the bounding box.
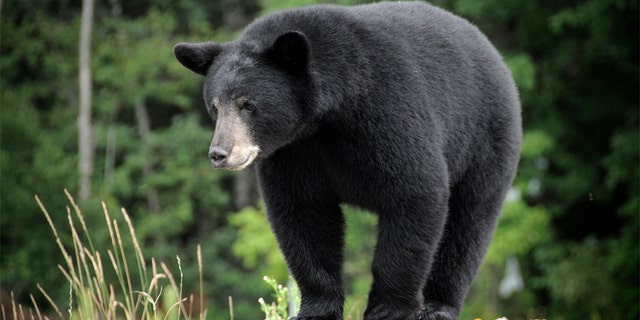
top-left (241, 2), bottom-right (520, 186)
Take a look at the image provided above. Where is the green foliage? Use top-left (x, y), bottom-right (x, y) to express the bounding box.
top-left (519, 131), bottom-right (554, 161)
top-left (92, 9), bottom-right (199, 108)
top-left (1, 7), bottom-right (82, 306)
top-left (258, 0), bottom-right (369, 14)
top-left (230, 205), bottom-right (289, 281)
top-left (484, 199), bottom-right (551, 265)
top-left (535, 238), bottom-right (618, 318)
top-left (259, 0), bottom-right (322, 13)
top-left (342, 206), bottom-right (377, 317)
top-left (503, 54), bottom-right (536, 93)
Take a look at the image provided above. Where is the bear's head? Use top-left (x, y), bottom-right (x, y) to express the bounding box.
top-left (173, 31), bottom-right (313, 170)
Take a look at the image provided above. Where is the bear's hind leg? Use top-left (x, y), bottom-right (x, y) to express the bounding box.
top-left (364, 195), bottom-right (448, 320)
top-left (420, 180), bottom-right (512, 319)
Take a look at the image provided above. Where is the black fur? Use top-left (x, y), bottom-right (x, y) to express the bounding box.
top-left (174, 2), bottom-right (522, 319)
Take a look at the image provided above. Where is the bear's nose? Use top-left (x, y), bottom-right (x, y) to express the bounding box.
top-left (209, 146), bottom-right (229, 167)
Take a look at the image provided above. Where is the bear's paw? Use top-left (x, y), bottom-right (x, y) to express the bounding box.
top-left (413, 304), bottom-right (457, 320)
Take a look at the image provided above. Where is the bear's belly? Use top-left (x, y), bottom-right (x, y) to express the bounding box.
top-left (323, 148), bottom-right (431, 213)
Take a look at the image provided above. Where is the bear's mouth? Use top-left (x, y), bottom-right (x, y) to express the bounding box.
top-left (226, 151), bottom-right (259, 171)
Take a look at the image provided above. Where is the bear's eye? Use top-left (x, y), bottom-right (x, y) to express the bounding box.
top-left (208, 98), bottom-right (219, 115)
top-left (240, 101), bottom-right (256, 113)
top-left (208, 103), bottom-right (218, 115)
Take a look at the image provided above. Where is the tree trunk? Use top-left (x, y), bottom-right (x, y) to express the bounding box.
top-left (78, 0), bottom-right (95, 203)
top-left (107, 0), bottom-right (122, 17)
top-left (134, 100), bottom-right (161, 213)
top-left (104, 103), bottom-right (121, 187)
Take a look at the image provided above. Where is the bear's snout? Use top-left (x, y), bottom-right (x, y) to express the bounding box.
top-left (208, 141), bottom-right (260, 171)
top-left (209, 110), bottom-right (260, 171)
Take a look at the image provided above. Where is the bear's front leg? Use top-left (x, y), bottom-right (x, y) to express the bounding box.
top-left (258, 157), bottom-right (346, 320)
top-left (273, 204), bottom-right (345, 320)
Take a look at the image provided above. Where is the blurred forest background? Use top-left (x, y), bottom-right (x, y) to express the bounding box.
top-left (1, 0), bottom-right (638, 319)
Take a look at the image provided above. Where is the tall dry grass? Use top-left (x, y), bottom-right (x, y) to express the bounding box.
top-left (3, 190), bottom-right (206, 320)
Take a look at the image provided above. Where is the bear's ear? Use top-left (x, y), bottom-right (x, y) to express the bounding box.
top-left (173, 42), bottom-right (223, 76)
top-left (268, 31), bottom-right (311, 73)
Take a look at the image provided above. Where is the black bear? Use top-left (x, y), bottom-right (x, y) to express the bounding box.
top-left (173, 1), bottom-right (521, 319)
